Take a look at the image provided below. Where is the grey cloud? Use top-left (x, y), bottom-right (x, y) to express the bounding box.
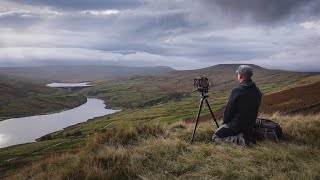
top-left (10, 0), bottom-right (142, 10)
top-left (0, 8), bottom-right (193, 52)
top-left (0, 16), bottom-right (36, 29)
top-left (0, 0), bottom-right (319, 71)
top-left (194, 0), bottom-right (320, 25)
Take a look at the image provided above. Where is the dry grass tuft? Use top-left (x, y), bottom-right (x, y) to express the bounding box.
top-left (86, 124), bottom-right (165, 151)
top-left (271, 112), bottom-right (320, 146)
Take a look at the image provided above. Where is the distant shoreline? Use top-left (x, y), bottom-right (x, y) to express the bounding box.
top-left (0, 95), bottom-right (87, 122)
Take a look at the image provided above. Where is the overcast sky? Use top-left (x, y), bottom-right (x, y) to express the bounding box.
top-left (0, 0), bottom-right (319, 71)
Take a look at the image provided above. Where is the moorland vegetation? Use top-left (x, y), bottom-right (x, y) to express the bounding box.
top-left (1, 64), bottom-right (319, 179)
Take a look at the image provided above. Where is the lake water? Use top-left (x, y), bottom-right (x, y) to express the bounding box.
top-left (46, 82), bottom-right (94, 87)
top-left (0, 98), bottom-right (119, 149)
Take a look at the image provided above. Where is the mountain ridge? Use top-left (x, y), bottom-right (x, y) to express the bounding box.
top-left (0, 65), bottom-right (175, 83)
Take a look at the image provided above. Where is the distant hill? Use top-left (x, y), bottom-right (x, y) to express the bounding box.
top-left (164, 64), bottom-right (319, 115)
top-left (83, 64), bottom-right (320, 112)
top-left (0, 65), bottom-right (175, 83)
top-left (0, 75), bottom-right (86, 120)
top-left (148, 63), bottom-right (319, 95)
top-left (0, 75), bottom-right (56, 101)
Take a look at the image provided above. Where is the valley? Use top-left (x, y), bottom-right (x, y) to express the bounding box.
top-left (0, 64), bottom-right (319, 179)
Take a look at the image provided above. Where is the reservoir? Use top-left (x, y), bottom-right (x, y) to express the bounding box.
top-left (46, 82), bottom-right (94, 88)
top-left (46, 82), bottom-right (94, 91)
top-left (0, 98), bottom-right (119, 149)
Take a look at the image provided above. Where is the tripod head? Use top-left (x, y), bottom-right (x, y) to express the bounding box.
top-left (191, 87), bottom-right (209, 98)
top-left (199, 91), bottom-right (209, 98)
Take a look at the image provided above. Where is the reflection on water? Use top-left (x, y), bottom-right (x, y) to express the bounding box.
top-left (0, 98), bottom-right (119, 149)
top-left (0, 134), bottom-right (8, 145)
top-left (46, 82), bottom-right (94, 87)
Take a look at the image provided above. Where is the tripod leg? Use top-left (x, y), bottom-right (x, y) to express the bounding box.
top-left (205, 98), bottom-right (219, 128)
top-left (190, 97), bottom-right (205, 143)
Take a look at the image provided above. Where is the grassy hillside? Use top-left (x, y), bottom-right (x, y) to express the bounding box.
top-left (82, 64), bottom-right (318, 110)
top-left (0, 64), bottom-right (319, 178)
top-left (0, 65), bottom-right (175, 83)
top-left (0, 76), bottom-right (86, 120)
top-left (3, 113), bottom-right (320, 179)
top-left (261, 81), bottom-right (320, 114)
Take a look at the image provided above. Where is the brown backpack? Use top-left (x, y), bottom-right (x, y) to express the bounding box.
top-left (252, 118), bottom-right (282, 142)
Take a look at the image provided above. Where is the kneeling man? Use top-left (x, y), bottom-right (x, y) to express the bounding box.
top-left (212, 65), bottom-right (262, 146)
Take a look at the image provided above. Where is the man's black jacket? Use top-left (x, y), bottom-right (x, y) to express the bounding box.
top-left (223, 79), bottom-right (262, 133)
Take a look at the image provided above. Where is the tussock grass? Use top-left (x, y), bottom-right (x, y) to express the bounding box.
top-left (5, 113), bottom-right (320, 180)
top-left (86, 124), bottom-right (165, 151)
top-left (263, 112), bottom-right (320, 147)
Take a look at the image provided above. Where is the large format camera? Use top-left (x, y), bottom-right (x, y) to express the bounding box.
top-left (193, 77), bottom-right (209, 93)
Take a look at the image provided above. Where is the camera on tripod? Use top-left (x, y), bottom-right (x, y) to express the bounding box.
top-left (193, 77), bottom-right (209, 93)
top-left (191, 76), bottom-right (219, 143)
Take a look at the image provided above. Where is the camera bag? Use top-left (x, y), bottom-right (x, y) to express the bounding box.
top-left (252, 118), bottom-right (282, 142)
